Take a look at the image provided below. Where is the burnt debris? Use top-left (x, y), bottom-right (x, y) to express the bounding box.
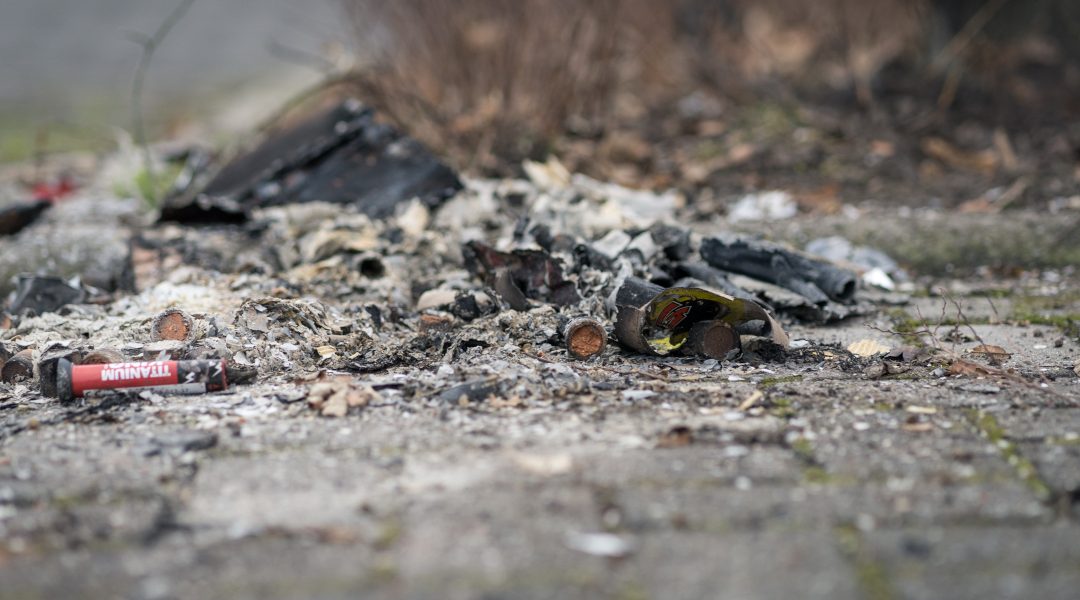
top-left (0, 199), bottom-right (51, 236)
top-left (7, 275), bottom-right (88, 316)
top-left (463, 241), bottom-right (581, 307)
top-left (562, 316), bottom-right (608, 360)
top-left (0, 92), bottom-right (912, 413)
top-left (613, 276), bottom-right (788, 357)
top-left (160, 100), bottom-right (462, 224)
top-left (700, 236), bottom-right (857, 305)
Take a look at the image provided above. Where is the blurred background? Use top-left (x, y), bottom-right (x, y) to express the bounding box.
top-left (0, 0), bottom-right (346, 160)
top-left (3, 0), bottom-right (1079, 209)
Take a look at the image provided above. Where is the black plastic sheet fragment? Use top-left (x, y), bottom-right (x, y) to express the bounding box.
top-left (700, 236), bottom-right (857, 305)
top-left (159, 100), bottom-right (462, 223)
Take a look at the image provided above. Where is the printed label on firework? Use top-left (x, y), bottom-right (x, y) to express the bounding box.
top-left (72, 361), bottom-right (180, 396)
top-left (643, 288), bottom-right (744, 354)
top-left (99, 362), bottom-right (173, 382)
top-left (656, 300), bottom-right (691, 329)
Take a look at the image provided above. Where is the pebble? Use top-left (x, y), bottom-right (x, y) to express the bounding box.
top-left (959, 384), bottom-right (1001, 394)
top-left (565, 531), bottom-right (635, 558)
top-left (621, 390), bottom-right (656, 401)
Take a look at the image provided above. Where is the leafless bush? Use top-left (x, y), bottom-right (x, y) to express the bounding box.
top-left (344, 0), bottom-right (648, 172)
top-left (684, 0), bottom-right (928, 101)
top-left (341, 0), bottom-right (1071, 173)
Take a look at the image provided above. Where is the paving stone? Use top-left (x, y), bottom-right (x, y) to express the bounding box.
top-left (863, 525), bottom-right (1080, 600)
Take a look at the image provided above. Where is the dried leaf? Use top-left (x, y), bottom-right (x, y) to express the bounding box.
top-left (346, 387), bottom-right (377, 407)
top-left (870, 140), bottom-right (895, 158)
top-left (489, 395), bottom-right (524, 408)
top-left (969, 344), bottom-right (1009, 365)
top-left (957, 197), bottom-right (996, 214)
top-left (948, 359), bottom-right (991, 377)
top-left (920, 137), bottom-right (997, 174)
top-left (321, 392), bottom-right (348, 417)
top-left (847, 338), bottom-right (891, 358)
top-left (657, 425), bottom-right (694, 448)
top-left (795, 183), bottom-right (842, 215)
top-left (307, 377), bottom-right (377, 416)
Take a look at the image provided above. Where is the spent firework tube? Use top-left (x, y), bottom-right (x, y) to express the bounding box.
top-left (56, 358), bottom-right (228, 402)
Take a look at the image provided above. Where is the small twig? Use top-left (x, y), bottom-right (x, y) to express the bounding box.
top-left (521, 349), bottom-right (558, 364)
top-left (937, 63), bottom-right (962, 112)
top-left (578, 359), bottom-right (674, 383)
top-left (867, 323), bottom-right (939, 344)
top-left (932, 0), bottom-right (1009, 110)
top-left (942, 289), bottom-right (988, 348)
top-left (266, 40), bottom-right (337, 75)
top-left (921, 301), bottom-right (948, 351)
top-left (871, 296), bottom-right (1066, 399)
top-left (737, 390), bottom-right (763, 412)
top-left (985, 295), bottom-right (1001, 322)
top-left (129, 0), bottom-right (196, 206)
top-left (253, 73), bottom-right (355, 134)
top-left (867, 301), bottom-right (943, 350)
top-left (931, 0), bottom-right (1009, 71)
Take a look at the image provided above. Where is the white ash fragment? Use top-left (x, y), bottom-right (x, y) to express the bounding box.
top-left (727, 190), bottom-right (797, 222)
top-left (395, 200), bottom-right (431, 238)
top-left (592, 230), bottom-right (632, 260)
top-left (523, 157), bottom-right (572, 189)
top-left (416, 288), bottom-right (458, 311)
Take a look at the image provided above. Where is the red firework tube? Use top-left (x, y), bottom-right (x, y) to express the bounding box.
top-left (56, 358), bottom-right (228, 402)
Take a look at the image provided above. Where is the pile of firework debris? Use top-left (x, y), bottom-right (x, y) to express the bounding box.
top-left (0, 100), bottom-right (901, 410)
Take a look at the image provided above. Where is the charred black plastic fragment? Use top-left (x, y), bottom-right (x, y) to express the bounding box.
top-left (160, 100), bottom-right (462, 223)
top-left (463, 241), bottom-right (580, 306)
top-left (8, 275), bottom-right (86, 316)
top-left (700, 237), bottom-right (857, 305)
top-left (0, 200), bottom-right (51, 236)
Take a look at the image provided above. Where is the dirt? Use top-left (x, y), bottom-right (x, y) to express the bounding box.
top-left (2, 1), bottom-right (1079, 593)
top-left (0, 148), bottom-right (1077, 600)
top-left (1, 304), bottom-right (1078, 599)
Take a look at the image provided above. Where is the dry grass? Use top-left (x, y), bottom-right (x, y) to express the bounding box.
top-left (344, 0), bottom-right (640, 172)
top-left (340, 0), bottom-right (1069, 173)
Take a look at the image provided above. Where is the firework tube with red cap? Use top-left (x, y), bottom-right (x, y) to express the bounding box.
top-left (56, 358), bottom-right (229, 402)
